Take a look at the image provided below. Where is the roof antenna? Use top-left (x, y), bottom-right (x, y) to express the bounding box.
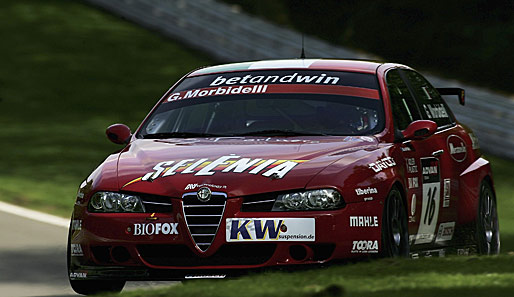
top-left (300, 34), bottom-right (306, 59)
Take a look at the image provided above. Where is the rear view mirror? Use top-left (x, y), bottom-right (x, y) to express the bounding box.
top-left (402, 120), bottom-right (437, 141)
top-left (437, 88), bottom-right (465, 105)
top-left (106, 124), bottom-right (132, 144)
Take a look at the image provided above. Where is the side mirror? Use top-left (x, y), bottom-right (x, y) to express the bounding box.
top-left (402, 120), bottom-right (437, 141)
top-left (106, 124), bottom-right (132, 144)
top-left (437, 88), bottom-right (465, 106)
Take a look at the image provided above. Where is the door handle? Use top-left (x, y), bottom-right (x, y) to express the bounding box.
top-left (432, 149), bottom-right (444, 157)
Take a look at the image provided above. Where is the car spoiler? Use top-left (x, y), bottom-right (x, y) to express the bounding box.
top-left (437, 88), bottom-right (465, 106)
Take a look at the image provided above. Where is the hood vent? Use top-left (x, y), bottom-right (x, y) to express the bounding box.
top-left (182, 191), bottom-right (226, 252)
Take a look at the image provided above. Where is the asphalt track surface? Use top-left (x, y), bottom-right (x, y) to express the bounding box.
top-left (0, 204), bottom-right (177, 297)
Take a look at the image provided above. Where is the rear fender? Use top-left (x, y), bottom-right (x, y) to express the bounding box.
top-left (457, 157), bottom-right (492, 224)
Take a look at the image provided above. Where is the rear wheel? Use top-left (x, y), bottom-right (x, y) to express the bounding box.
top-left (381, 188), bottom-right (409, 257)
top-left (67, 222), bottom-right (126, 295)
top-left (476, 181), bottom-right (500, 255)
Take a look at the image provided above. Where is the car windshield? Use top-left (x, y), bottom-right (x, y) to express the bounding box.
top-left (138, 70), bottom-right (384, 138)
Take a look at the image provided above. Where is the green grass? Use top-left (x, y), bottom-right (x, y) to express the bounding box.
top-left (0, 0), bottom-right (213, 216)
top-left (98, 255), bottom-right (514, 297)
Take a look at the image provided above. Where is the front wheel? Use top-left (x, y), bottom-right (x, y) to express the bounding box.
top-left (67, 223), bottom-right (126, 295)
top-left (381, 188), bottom-right (410, 257)
top-left (476, 181), bottom-right (500, 255)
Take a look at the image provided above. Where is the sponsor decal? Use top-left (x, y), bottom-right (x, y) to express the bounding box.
top-left (447, 135), bottom-right (467, 162)
top-left (226, 218), bottom-right (315, 242)
top-left (349, 216), bottom-right (379, 227)
top-left (76, 179), bottom-right (93, 203)
top-left (71, 220), bottom-right (82, 231)
top-left (422, 164), bottom-right (438, 177)
top-left (435, 222), bottom-right (455, 243)
top-left (423, 103), bottom-right (449, 119)
top-left (123, 155), bottom-right (308, 187)
top-left (69, 272), bottom-right (87, 279)
top-left (405, 158), bottom-right (418, 173)
top-left (133, 223), bottom-right (178, 236)
top-left (363, 197), bottom-right (374, 202)
top-left (443, 179), bottom-right (451, 208)
top-left (167, 85), bottom-right (268, 101)
top-left (368, 157), bottom-right (396, 173)
top-left (185, 274), bottom-right (227, 279)
top-left (415, 158), bottom-right (441, 245)
top-left (206, 137), bottom-right (321, 144)
top-left (71, 244), bottom-right (83, 256)
top-left (408, 177), bottom-right (419, 189)
top-left (401, 146), bottom-right (412, 152)
top-left (410, 194), bottom-right (417, 217)
top-left (355, 187), bottom-right (378, 196)
top-left (468, 132), bottom-right (480, 150)
top-left (209, 72), bottom-right (340, 86)
top-left (185, 183), bottom-right (227, 191)
top-left (351, 240), bottom-right (379, 254)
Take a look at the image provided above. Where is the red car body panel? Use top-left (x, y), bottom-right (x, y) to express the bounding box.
top-left (69, 59), bottom-right (494, 281)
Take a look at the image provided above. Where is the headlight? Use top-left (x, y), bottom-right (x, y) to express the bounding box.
top-left (272, 189), bottom-right (344, 211)
top-left (88, 192), bottom-right (145, 213)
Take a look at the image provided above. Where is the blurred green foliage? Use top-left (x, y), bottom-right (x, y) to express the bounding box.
top-left (224, 0), bottom-right (514, 94)
top-left (0, 0), bottom-right (212, 215)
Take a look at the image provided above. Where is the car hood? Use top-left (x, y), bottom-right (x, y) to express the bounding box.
top-left (117, 136), bottom-right (378, 197)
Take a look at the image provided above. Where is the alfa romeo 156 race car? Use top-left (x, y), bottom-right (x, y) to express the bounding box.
top-left (68, 59), bottom-right (500, 295)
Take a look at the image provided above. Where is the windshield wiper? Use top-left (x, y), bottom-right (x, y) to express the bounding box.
top-left (142, 132), bottom-right (229, 139)
top-left (235, 129), bottom-right (328, 136)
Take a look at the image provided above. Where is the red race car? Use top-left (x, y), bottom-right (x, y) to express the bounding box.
top-left (68, 59), bottom-right (499, 295)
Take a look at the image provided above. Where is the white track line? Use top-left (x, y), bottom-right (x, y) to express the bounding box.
top-left (0, 201), bottom-right (69, 228)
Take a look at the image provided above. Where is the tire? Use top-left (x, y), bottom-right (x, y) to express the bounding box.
top-left (476, 181), bottom-right (500, 255)
top-left (67, 223), bottom-right (126, 295)
top-left (381, 188), bottom-right (410, 257)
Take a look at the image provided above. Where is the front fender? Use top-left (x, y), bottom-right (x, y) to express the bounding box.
top-left (305, 146), bottom-right (404, 205)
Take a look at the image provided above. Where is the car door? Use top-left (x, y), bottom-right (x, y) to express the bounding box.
top-left (400, 69), bottom-right (460, 249)
top-left (386, 68), bottom-right (454, 252)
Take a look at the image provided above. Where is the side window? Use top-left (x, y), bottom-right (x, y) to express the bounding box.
top-left (403, 70), bottom-right (455, 127)
top-left (386, 69), bottom-right (421, 131)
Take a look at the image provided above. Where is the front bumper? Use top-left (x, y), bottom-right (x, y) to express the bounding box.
top-left (69, 197), bottom-right (383, 280)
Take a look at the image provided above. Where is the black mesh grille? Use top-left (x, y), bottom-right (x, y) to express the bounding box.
top-left (241, 192), bottom-right (278, 212)
top-left (91, 246), bottom-right (112, 264)
top-left (139, 194), bottom-right (173, 213)
top-left (137, 244), bottom-right (276, 266)
top-left (182, 192), bottom-right (226, 251)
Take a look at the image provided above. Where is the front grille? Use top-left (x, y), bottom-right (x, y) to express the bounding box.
top-left (139, 194), bottom-right (173, 213)
top-left (182, 192), bottom-right (226, 251)
top-left (137, 244), bottom-right (276, 266)
top-left (241, 192), bottom-right (278, 212)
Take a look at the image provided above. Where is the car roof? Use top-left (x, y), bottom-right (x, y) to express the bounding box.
top-left (188, 59), bottom-right (385, 77)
